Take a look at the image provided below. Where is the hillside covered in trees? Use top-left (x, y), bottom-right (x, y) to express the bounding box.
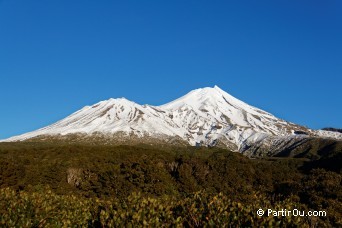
top-left (0, 142), bottom-right (341, 226)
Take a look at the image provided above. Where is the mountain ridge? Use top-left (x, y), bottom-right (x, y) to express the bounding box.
top-left (2, 86), bottom-right (341, 154)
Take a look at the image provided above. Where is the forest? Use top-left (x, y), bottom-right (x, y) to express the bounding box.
top-left (0, 141), bottom-right (341, 227)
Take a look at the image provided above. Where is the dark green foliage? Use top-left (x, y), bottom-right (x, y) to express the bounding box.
top-left (0, 142), bottom-right (341, 226)
top-left (0, 143), bottom-right (288, 198)
top-left (0, 187), bottom-right (326, 227)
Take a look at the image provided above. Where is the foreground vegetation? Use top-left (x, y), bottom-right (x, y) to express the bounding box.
top-left (0, 187), bottom-right (314, 227)
top-left (0, 142), bottom-right (341, 226)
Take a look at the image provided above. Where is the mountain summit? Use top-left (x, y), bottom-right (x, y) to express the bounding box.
top-left (3, 86), bottom-right (341, 154)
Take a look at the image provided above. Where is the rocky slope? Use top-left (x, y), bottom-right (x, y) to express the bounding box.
top-left (2, 86), bottom-right (341, 155)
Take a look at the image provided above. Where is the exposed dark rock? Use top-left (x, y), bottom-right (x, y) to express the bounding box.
top-left (322, 127), bottom-right (342, 133)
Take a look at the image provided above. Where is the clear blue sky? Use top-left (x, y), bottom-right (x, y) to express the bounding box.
top-left (0, 0), bottom-right (341, 139)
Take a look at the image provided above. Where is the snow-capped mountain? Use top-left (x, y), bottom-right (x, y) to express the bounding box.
top-left (2, 86), bottom-right (341, 154)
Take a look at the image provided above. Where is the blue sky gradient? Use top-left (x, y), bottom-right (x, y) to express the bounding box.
top-left (0, 0), bottom-right (341, 139)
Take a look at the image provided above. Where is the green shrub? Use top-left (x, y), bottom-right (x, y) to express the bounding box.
top-left (0, 187), bottom-right (333, 227)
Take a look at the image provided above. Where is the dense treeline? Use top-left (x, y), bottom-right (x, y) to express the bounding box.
top-left (0, 142), bottom-right (341, 226)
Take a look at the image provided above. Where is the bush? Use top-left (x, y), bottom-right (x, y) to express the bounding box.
top-left (0, 187), bottom-right (333, 227)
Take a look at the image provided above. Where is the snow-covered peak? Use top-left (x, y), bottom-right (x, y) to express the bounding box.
top-left (98, 97), bottom-right (138, 106)
top-left (160, 86), bottom-right (226, 109)
top-left (161, 86), bottom-right (268, 112)
top-left (160, 86), bottom-right (278, 128)
top-left (2, 86), bottom-right (341, 150)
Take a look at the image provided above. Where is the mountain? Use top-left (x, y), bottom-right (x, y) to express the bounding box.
top-left (2, 86), bottom-right (341, 155)
top-left (322, 127), bottom-right (342, 134)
